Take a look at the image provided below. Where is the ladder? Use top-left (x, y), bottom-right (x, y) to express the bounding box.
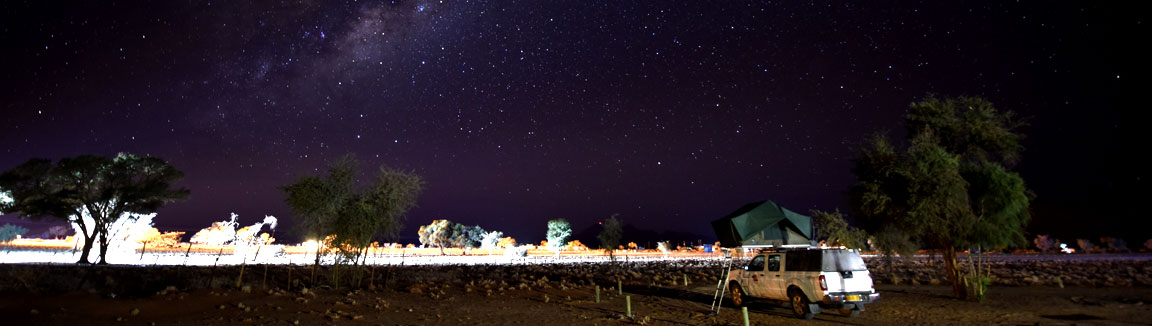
top-left (709, 249), bottom-right (735, 314)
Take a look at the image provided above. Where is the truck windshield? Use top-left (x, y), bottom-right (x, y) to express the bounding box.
top-left (822, 250), bottom-right (868, 272)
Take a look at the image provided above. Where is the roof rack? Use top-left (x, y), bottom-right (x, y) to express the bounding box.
top-left (733, 244), bottom-right (818, 254)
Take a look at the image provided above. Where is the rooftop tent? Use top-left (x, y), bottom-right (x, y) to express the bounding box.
top-left (711, 200), bottom-right (813, 248)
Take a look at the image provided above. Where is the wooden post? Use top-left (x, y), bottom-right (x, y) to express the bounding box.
top-left (626, 295), bottom-right (632, 317)
top-left (262, 264), bottom-right (268, 288)
top-left (183, 243), bottom-right (192, 266)
top-left (683, 273), bottom-right (688, 287)
top-left (618, 279), bottom-right (623, 295)
top-left (742, 307), bottom-right (749, 326)
top-left (595, 285), bottom-right (600, 303)
top-left (287, 264), bottom-right (293, 291)
top-left (236, 261), bottom-right (247, 288)
top-left (214, 246), bottom-right (224, 267)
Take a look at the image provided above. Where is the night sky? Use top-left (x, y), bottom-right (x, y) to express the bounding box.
top-left (2, 1), bottom-right (1145, 244)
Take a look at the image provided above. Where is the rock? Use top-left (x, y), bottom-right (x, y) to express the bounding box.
top-left (407, 284), bottom-right (425, 294)
top-left (130, 308), bottom-right (140, 316)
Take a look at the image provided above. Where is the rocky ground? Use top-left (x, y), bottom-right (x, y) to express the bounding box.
top-left (868, 254), bottom-right (1152, 287)
top-left (1, 256), bottom-right (1150, 325)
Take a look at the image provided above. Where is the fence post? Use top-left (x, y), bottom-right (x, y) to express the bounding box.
top-left (626, 295), bottom-right (632, 318)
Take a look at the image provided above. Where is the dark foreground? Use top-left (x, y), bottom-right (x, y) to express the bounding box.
top-left (2, 262), bottom-right (1151, 325)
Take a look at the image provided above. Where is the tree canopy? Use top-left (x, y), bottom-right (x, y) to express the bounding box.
top-left (417, 219), bottom-right (484, 254)
top-left (810, 209), bottom-right (868, 250)
top-left (597, 215), bottom-right (623, 261)
top-left (545, 219), bottom-right (572, 252)
top-left (0, 153), bottom-right (188, 264)
top-left (849, 95), bottom-right (1031, 299)
top-left (282, 155), bottom-right (423, 265)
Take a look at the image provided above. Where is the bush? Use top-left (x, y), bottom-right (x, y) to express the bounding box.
top-left (0, 224), bottom-right (28, 243)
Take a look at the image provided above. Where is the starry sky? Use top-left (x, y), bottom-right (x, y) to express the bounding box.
top-left (2, 1), bottom-right (1145, 244)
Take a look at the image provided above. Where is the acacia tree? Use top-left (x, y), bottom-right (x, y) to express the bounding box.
top-left (810, 209), bottom-right (869, 250)
top-left (283, 155), bottom-right (423, 266)
top-left (597, 215), bottom-right (622, 262)
top-left (416, 219), bottom-right (482, 255)
top-left (850, 95), bottom-right (1031, 300)
top-left (0, 154), bottom-right (189, 264)
top-left (417, 219), bottom-right (455, 254)
top-left (480, 230), bottom-right (504, 250)
top-left (282, 156), bottom-right (354, 267)
top-left (545, 219), bottom-right (571, 253)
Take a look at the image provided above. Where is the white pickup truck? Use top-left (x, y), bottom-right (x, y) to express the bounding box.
top-left (727, 248), bottom-right (878, 319)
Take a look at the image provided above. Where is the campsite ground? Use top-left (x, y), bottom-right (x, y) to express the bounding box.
top-left (2, 262), bottom-right (1151, 325)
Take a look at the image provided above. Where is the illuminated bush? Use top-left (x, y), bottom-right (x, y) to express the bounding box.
top-left (0, 224), bottom-right (28, 243)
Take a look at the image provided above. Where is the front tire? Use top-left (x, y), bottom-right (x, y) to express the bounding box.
top-left (729, 283), bottom-right (746, 307)
top-left (788, 289), bottom-right (815, 320)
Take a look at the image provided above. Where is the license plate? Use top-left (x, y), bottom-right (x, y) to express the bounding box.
top-left (846, 295), bottom-right (861, 301)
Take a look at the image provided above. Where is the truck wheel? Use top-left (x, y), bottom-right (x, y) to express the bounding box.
top-left (788, 289), bottom-right (815, 320)
top-left (729, 283), bottom-right (746, 307)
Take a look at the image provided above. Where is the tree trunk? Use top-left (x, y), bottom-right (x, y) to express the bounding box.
top-left (97, 229), bottom-right (111, 265)
top-left (77, 233), bottom-right (97, 264)
top-left (941, 247), bottom-right (966, 299)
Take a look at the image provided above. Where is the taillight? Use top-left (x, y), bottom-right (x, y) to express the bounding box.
top-left (819, 275), bottom-right (828, 290)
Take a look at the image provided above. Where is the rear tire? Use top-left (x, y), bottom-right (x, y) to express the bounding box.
top-left (788, 289), bottom-right (815, 320)
top-left (729, 283), bottom-right (746, 307)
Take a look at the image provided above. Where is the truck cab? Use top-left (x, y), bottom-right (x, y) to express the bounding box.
top-left (727, 248), bottom-right (878, 319)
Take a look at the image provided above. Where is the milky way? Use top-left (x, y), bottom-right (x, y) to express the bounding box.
top-left (1, 1), bottom-right (1142, 243)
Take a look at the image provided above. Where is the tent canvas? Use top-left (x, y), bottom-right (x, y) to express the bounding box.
top-left (711, 200), bottom-right (813, 248)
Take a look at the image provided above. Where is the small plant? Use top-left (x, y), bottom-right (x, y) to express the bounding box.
top-left (1101, 237), bottom-right (1128, 252)
top-left (1, 224), bottom-right (28, 253)
top-left (1033, 235), bottom-right (1058, 253)
top-left (963, 274), bottom-right (991, 302)
top-left (0, 224), bottom-right (28, 243)
top-left (1076, 239), bottom-right (1095, 253)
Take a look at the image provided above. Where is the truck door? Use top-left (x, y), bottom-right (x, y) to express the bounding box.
top-left (764, 254), bottom-right (785, 299)
top-left (743, 255), bottom-right (766, 296)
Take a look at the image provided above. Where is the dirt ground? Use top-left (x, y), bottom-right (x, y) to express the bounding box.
top-left (3, 280), bottom-right (1151, 326)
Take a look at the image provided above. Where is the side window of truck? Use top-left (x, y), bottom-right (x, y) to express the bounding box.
top-left (767, 254), bottom-right (781, 271)
top-left (746, 256), bottom-right (765, 271)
